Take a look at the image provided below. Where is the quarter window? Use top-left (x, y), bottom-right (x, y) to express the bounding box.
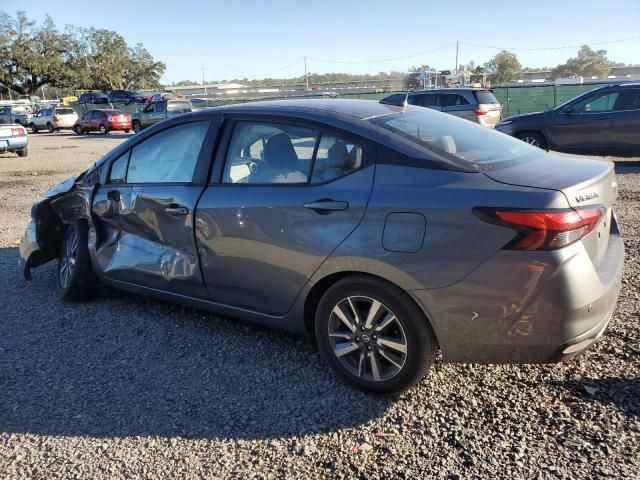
top-left (127, 121), bottom-right (209, 183)
top-left (108, 152), bottom-right (129, 184)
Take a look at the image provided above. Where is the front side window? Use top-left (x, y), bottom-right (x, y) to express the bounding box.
top-left (127, 121), bottom-right (209, 183)
top-left (223, 122), bottom-right (318, 184)
top-left (572, 92), bottom-right (619, 113)
top-left (156, 102), bottom-right (166, 114)
top-left (411, 94), bottom-right (438, 108)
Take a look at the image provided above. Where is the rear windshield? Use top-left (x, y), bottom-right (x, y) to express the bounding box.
top-left (474, 91), bottom-right (499, 104)
top-left (167, 101), bottom-right (192, 112)
top-left (56, 108), bottom-right (76, 115)
top-left (370, 109), bottom-right (538, 167)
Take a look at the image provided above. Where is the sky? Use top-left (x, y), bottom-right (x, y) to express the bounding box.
top-left (3, 0), bottom-right (640, 84)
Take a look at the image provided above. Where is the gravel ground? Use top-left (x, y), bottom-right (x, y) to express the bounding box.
top-left (1, 133), bottom-right (638, 479)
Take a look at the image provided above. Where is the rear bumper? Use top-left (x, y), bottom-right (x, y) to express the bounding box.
top-left (411, 225), bottom-right (624, 364)
top-left (0, 136), bottom-right (28, 151)
top-left (108, 122), bottom-right (131, 130)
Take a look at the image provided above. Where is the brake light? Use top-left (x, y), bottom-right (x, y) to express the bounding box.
top-left (11, 127), bottom-right (26, 137)
top-left (473, 109), bottom-right (487, 116)
top-left (53, 115), bottom-right (59, 122)
top-left (473, 207), bottom-right (605, 250)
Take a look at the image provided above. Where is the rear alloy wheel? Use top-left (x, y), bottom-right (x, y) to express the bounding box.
top-left (516, 131), bottom-right (547, 149)
top-left (99, 124), bottom-right (108, 135)
top-left (47, 122), bottom-right (55, 133)
top-left (17, 147), bottom-right (28, 158)
top-left (55, 222), bottom-right (98, 301)
top-left (315, 275), bottom-right (436, 394)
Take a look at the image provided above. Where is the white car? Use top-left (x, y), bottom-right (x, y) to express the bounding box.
top-left (0, 120), bottom-right (28, 157)
top-left (29, 107), bottom-right (79, 133)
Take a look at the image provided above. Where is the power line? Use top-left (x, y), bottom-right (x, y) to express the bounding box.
top-left (307, 43), bottom-right (455, 65)
top-left (204, 58), bottom-right (305, 80)
top-left (461, 35), bottom-right (640, 51)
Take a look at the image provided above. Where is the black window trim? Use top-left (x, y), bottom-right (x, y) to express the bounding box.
top-left (212, 115), bottom-right (370, 187)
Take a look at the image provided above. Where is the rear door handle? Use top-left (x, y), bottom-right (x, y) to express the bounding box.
top-left (165, 205), bottom-right (189, 215)
top-left (304, 199), bottom-right (349, 211)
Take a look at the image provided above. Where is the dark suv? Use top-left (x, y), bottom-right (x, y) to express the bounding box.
top-left (77, 92), bottom-right (109, 104)
top-left (400, 88), bottom-right (502, 128)
top-left (496, 82), bottom-right (640, 155)
top-left (107, 90), bottom-right (146, 104)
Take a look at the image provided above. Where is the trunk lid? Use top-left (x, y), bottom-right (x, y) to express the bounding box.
top-left (484, 152), bottom-right (618, 266)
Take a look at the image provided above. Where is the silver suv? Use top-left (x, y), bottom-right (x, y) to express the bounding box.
top-left (394, 88), bottom-right (502, 127)
top-left (29, 107), bottom-right (79, 133)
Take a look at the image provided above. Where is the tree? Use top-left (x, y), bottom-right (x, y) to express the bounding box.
top-left (0, 11), bottom-right (80, 94)
top-left (484, 50), bottom-right (522, 84)
top-left (552, 45), bottom-right (614, 79)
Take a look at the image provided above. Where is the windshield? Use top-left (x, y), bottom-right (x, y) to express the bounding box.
top-left (370, 109), bottom-right (540, 167)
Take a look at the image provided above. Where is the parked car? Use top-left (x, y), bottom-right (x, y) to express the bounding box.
top-left (75, 92), bottom-right (109, 105)
top-left (495, 82), bottom-right (640, 155)
top-left (148, 92), bottom-right (177, 103)
top-left (383, 88), bottom-right (502, 128)
top-left (107, 90), bottom-right (146, 104)
top-left (20, 99), bottom-right (623, 394)
top-left (0, 118), bottom-right (28, 156)
top-left (29, 107), bottom-right (79, 133)
top-left (130, 99), bottom-right (193, 133)
top-left (73, 109), bottom-right (131, 135)
top-left (0, 105), bottom-right (32, 126)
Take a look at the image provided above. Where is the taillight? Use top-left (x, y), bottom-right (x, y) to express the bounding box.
top-left (473, 206), bottom-right (605, 250)
top-left (53, 115), bottom-right (59, 122)
top-left (473, 109), bottom-right (487, 116)
top-left (11, 127), bottom-right (26, 137)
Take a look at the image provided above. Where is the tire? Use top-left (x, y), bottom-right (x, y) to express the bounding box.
top-left (74, 124), bottom-right (83, 135)
top-left (124, 129), bottom-right (130, 133)
top-left (30, 123), bottom-right (38, 134)
top-left (55, 222), bottom-right (99, 301)
top-left (47, 122), bottom-right (55, 133)
top-left (315, 275), bottom-right (437, 395)
top-left (516, 131), bottom-right (547, 149)
top-left (132, 121), bottom-right (141, 134)
top-left (99, 124), bottom-right (108, 135)
top-left (16, 147), bottom-right (28, 158)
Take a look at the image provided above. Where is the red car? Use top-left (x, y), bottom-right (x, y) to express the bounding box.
top-left (73, 109), bottom-right (132, 135)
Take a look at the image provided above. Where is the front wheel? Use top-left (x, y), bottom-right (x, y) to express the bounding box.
top-left (74, 124), bottom-right (83, 135)
top-left (132, 121), bottom-right (141, 134)
top-left (30, 123), bottom-right (38, 134)
top-left (55, 222), bottom-right (98, 301)
top-left (99, 124), bottom-right (108, 135)
top-left (516, 131), bottom-right (547, 149)
top-left (315, 275), bottom-right (437, 395)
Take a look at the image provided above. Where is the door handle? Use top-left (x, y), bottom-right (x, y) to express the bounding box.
top-left (304, 199), bottom-right (349, 212)
top-left (165, 205), bottom-right (189, 215)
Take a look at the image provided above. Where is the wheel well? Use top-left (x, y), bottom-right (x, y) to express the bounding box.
top-left (303, 271), bottom-right (439, 348)
top-left (514, 129), bottom-right (546, 141)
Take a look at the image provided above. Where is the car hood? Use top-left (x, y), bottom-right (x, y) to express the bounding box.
top-left (43, 174), bottom-right (82, 198)
top-left (501, 111), bottom-right (548, 122)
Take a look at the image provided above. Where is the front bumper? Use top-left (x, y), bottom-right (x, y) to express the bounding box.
top-left (411, 225), bottom-right (624, 364)
top-left (495, 122), bottom-right (515, 136)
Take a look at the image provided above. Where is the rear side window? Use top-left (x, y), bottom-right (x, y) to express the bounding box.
top-left (474, 91), bottom-right (498, 104)
top-left (127, 121), bottom-right (209, 183)
top-left (168, 101), bottom-right (192, 112)
top-left (613, 89), bottom-right (640, 111)
top-left (311, 136), bottom-right (362, 183)
top-left (442, 94), bottom-right (470, 107)
top-left (410, 94), bottom-right (438, 107)
top-left (56, 108), bottom-right (75, 115)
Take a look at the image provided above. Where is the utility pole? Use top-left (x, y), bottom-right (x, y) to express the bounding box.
top-left (455, 40), bottom-right (459, 74)
top-left (304, 57), bottom-right (309, 91)
top-left (202, 66), bottom-right (208, 98)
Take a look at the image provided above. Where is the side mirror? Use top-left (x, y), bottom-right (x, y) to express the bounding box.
top-left (562, 107), bottom-right (575, 115)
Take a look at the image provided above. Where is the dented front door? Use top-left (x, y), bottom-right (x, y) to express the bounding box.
top-left (90, 119), bottom-right (213, 298)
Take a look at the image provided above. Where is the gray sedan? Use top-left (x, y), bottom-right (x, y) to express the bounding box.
top-left (19, 99), bottom-right (624, 394)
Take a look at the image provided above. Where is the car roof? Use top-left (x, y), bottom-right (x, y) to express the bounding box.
top-left (410, 88), bottom-right (491, 94)
top-left (217, 99), bottom-right (407, 120)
